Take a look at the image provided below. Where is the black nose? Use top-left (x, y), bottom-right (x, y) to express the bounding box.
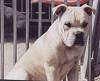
top-left (74, 32), bottom-right (85, 46)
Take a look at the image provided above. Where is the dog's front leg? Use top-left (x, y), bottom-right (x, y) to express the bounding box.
top-left (67, 64), bottom-right (79, 81)
top-left (44, 63), bottom-right (59, 81)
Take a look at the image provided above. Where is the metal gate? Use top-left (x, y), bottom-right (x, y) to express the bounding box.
top-left (0, 0), bottom-right (94, 81)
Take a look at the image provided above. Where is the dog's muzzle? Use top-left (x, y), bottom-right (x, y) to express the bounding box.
top-left (74, 32), bottom-right (85, 46)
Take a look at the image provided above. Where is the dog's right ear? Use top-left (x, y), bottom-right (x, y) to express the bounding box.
top-left (52, 4), bottom-right (67, 17)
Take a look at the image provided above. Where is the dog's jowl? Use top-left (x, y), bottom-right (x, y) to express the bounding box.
top-left (5, 4), bottom-right (94, 81)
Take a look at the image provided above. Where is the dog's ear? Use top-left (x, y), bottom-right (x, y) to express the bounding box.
top-left (52, 4), bottom-right (67, 17)
top-left (82, 4), bottom-right (96, 16)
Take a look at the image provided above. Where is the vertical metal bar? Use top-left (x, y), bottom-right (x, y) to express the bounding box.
top-left (88, 0), bottom-right (93, 81)
top-left (88, 13), bottom-right (92, 81)
top-left (26, 0), bottom-right (29, 50)
top-left (21, 0), bottom-right (24, 12)
top-left (30, 0), bottom-right (33, 19)
top-left (13, 0), bottom-right (17, 64)
top-left (64, 0), bottom-right (67, 5)
top-left (76, 0), bottom-right (80, 6)
top-left (38, 0), bottom-right (42, 37)
top-left (51, 0), bottom-right (55, 24)
top-left (0, 0), bottom-right (4, 79)
top-left (91, 1), bottom-right (99, 80)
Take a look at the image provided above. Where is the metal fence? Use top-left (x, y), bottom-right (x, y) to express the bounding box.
top-left (0, 0), bottom-right (94, 81)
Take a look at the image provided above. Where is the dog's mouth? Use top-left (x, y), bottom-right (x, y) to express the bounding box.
top-left (65, 32), bottom-right (85, 47)
top-left (74, 32), bottom-right (85, 46)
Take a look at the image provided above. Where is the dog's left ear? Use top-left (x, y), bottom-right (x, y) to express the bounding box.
top-left (52, 4), bottom-right (67, 17)
top-left (82, 4), bottom-right (96, 16)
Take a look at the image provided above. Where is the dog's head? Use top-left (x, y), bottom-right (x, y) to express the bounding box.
top-left (52, 4), bottom-right (95, 47)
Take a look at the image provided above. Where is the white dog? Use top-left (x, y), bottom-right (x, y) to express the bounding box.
top-left (5, 4), bottom-right (94, 81)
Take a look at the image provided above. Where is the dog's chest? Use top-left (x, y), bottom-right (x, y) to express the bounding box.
top-left (58, 47), bottom-right (81, 65)
top-left (56, 47), bottom-right (83, 79)
top-left (56, 57), bottom-right (74, 80)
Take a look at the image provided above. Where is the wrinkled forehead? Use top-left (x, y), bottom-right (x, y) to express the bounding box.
top-left (62, 7), bottom-right (89, 24)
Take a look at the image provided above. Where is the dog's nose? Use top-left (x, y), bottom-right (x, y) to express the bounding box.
top-left (75, 32), bottom-right (84, 37)
top-left (74, 32), bottom-right (85, 46)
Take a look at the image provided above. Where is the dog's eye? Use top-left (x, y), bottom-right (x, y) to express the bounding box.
top-left (81, 22), bottom-right (88, 28)
top-left (65, 23), bottom-right (71, 28)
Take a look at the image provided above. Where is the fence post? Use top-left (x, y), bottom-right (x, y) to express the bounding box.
top-left (76, 0), bottom-right (80, 6)
top-left (13, 0), bottom-right (17, 64)
top-left (88, 0), bottom-right (93, 81)
top-left (51, 0), bottom-right (55, 24)
top-left (64, 0), bottom-right (67, 5)
top-left (38, 0), bottom-right (42, 37)
top-left (91, 1), bottom-right (100, 80)
top-left (26, 0), bottom-right (29, 50)
top-left (0, 0), bottom-right (4, 79)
